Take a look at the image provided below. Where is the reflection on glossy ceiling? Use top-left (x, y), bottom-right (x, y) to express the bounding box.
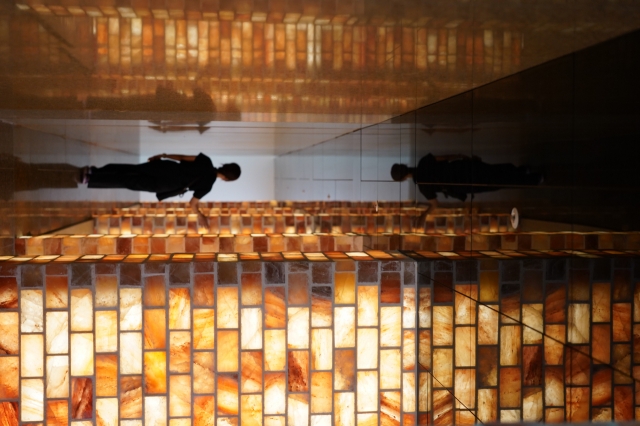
top-left (1, 0), bottom-right (640, 122)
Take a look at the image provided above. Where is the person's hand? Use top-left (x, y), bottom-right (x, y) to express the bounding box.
top-left (197, 212), bottom-right (210, 230)
top-left (148, 154), bottom-right (165, 162)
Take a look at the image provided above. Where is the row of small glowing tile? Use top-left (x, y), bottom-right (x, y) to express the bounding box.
top-left (4, 249), bottom-right (636, 265)
top-left (0, 251), bottom-right (408, 264)
top-left (0, 258), bottom-right (419, 424)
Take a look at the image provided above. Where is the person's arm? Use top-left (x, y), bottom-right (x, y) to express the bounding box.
top-left (433, 154), bottom-right (469, 162)
top-left (148, 153), bottom-right (198, 162)
top-left (189, 196), bottom-right (209, 229)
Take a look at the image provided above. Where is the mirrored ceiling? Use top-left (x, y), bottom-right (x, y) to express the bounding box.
top-left (1, 0), bottom-right (640, 127)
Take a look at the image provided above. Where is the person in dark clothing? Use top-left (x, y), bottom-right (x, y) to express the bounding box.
top-left (82, 153), bottom-right (240, 228)
top-left (391, 153), bottom-right (542, 213)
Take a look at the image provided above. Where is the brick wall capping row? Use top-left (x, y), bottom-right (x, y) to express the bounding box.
top-left (13, 231), bottom-right (640, 256)
top-left (1, 248), bottom-right (638, 268)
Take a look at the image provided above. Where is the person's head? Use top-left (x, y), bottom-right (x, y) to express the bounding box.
top-left (391, 163), bottom-right (411, 181)
top-left (217, 163), bottom-right (241, 181)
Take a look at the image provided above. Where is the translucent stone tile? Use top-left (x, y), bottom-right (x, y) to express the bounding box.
top-left (143, 276), bottom-right (166, 307)
top-left (265, 287), bottom-right (286, 329)
top-left (193, 352), bottom-right (215, 394)
top-left (454, 284), bottom-right (477, 325)
top-left (454, 327), bottom-right (476, 367)
top-left (170, 331), bottom-right (191, 373)
top-left (310, 372), bottom-right (332, 413)
top-left (356, 371), bottom-right (378, 412)
top-left (21, 378), bottom-right (44, 421)
top-left (310, 414), bottom-right (331, 426)
top-left (264, 416), bottom-right (285, 426)
top-left (454, 369), bottom-right (475, 409)
top-left (403, 330), bottom-right (416, 371)
top-left (432, 348), bottom-right (453, 388)
top-left (46, 399), bottom-right (68, 426)
top-left (380, 349), bottom-right (401, 389)
top-left (217, 374), bottom-right (239, 416)
top-left (193, 309), bottom-right (215, 350)
top-left (593, 283), bottom-right (611, 322)
top-left (568, 303), bottom-right (590, 344)
top-left (478, 388), bottom-right (498, 423)
top-left (500, 326), bottom-right (521, 366)
top-left (95, 355), bottom-right (117, 397)
top-left (144, 396), bottom-right (167, 426)
top-left (119, 332), bottom-right (141, 375)
top-left (21, 334), bottom-right (44, 377)
top-left (311, 328), bottom-right (332, 371)
top-left (120, 376), bottom-right (142, 419)
top-left (357, 286), bottom-right (378, 327)
top-left (121, 421), bottom-right (143, 426)
top-left (216, 330), bottom-right (238, 372)
top-left (71, 378), bottom-right (93, 419)
top-left (418, 373), bottom-right (431, 412)
top-left (264, 329), bottom-right (286, 371)
top-left (402, 373), bottom-right (416, 412)
top-left (478, 305), bottom-right (499, 345)
top-left (144, 309), bottom-right (166, 350)
top-left (402, 287), bottom-right (416, 329)
top-left (194, 396), bottom-right (215, 426)
top-left (334, 349), bottom-right (355, 391)
top-left (500, 367), bottom-right (521, 408)
top-left (356, 328), bottom-right (378, 369)
top-left (311, 287), bottom-right (332, 327)
top-left (70, 289), bottom-right (93, 332)
top-left (21, 289), bottom-right (43, 332)
top-left (522, 304), bottom-right (543, 345)
top-left (613, 303), bottom-right (632, 342)
top-left (544, 325), bottom-right (566, 365)
top-left (478, 346), bottom-right (498, 387)
top-left (432, 306), bottom-right (453, 346)
top-left (358, 412), bottom-right (377, 425)
top-left (217, 287), bottom-right (239, 329)
top-left (241, 307), bottom-right (262, 350)
top-left (95, 276), bottom-right (118, 307)
top-left (45, 276), bottom-right (68, 309)
top-left (95, 311), bottom-right (118, 353)
top-left (169, 375), bottom-right (191, 417)
top-left (144, 352), bottom-right (167, 394)
top-left (418, 288), bottom-right (431, 328)
top-left (264, 373), bottom-right (286, 415)
top-left (241, 395), bottom-right (262, 425)
top-left (45, 355), bottom-right (69, 398)
top-left (523, 388), bottom-right (543, 422)
top-left (0, 312), bottom-right (19, 354)
top-left (287, 394), bottom-right (309, 426)
top-left (168, 288), bottom-right (191, 330)
top-left (288, 350), bottom-right (309, 392)
top-left (334, 392), bottom-right (355, 426)
top-left (380, 391), bottom-right (400, 425)
top-left (96, 398), bottom-right (118, 426)
top-left (334, 307), bottom-right (355, 348)
top-left (335, 272), bottom-right (355, 304)
top-left (287, 307), bottom-right (309, 349)
top-left (380, 307), bottom-right (401, 347)
top-left (0, 356), bottom-right (19, 398)
top-left (120, 288), bottom-right (142, 331)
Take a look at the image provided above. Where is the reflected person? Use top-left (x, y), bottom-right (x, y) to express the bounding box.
top-left (391, 153), bottom-right (542, 212)
top-left (79, 153), bottom-right (241, 228)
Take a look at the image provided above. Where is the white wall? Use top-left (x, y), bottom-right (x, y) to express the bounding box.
top-left (138, 155), bottom-right (275, 202)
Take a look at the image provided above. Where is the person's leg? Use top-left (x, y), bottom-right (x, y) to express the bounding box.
top-left (87, 164), bottom-right (139, 189)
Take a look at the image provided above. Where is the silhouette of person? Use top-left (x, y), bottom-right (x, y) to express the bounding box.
top-left (81, 153), bottom-right (240, 228)
top-left (391, 153), bottom-right (542, 212)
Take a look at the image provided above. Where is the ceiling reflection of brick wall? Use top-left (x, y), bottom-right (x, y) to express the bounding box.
top-left (0, 10), bottom-right (523, 116)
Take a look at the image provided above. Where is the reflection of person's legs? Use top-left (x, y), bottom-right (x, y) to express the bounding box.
top-left (88, 164), bottom-right (139, 189)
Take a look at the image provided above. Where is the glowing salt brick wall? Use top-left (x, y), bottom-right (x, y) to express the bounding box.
top-left (0, 254), bottom-right (419, 425)
top-left (416, 256), bottom-right (640, 424)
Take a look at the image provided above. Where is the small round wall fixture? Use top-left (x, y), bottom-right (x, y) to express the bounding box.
top-left (510, 207), bottom-right (520, 230)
